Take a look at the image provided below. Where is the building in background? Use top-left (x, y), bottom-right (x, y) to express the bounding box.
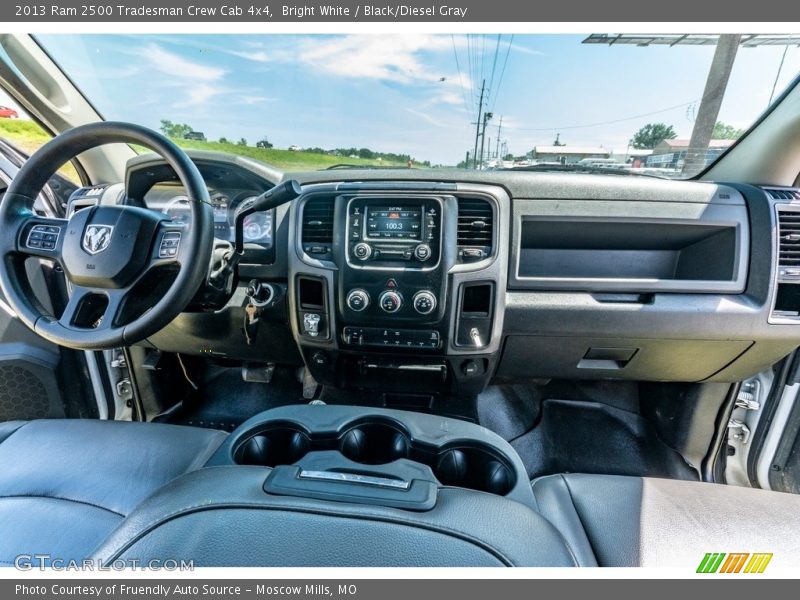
top-left (647, 138), bottom-right (735, 170)
top-left (531, 145), bottom-right (610, 165)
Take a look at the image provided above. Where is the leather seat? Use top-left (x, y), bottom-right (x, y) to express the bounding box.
top-left (0, 419), bottom-right (226, 565)
top-left (532, 473), bottom-right (800, 569)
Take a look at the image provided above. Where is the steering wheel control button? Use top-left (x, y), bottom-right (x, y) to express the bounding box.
top-left (379, 290), bottom-right (403, 313)
top-left (414, 243), bottom-right (431, 261)
top-left (303, 313), bottom-right (322, 337)
top-left (27, 224), bottom-right (61, 251)
top-left (353, 242), bottom-right (372, 260)
top-left (412, 291), bottom-right (437, 315)
top-left (158, 231), bottom-right (182, 258)
top-left (346, 289), bottom-right (370, 312)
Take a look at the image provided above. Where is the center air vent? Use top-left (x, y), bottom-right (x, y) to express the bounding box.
top-left (301, 197), bottom-right (334, 256)
top-left (456, 198), bottom-right (493, 262)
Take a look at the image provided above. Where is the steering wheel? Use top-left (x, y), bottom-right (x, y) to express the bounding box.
top-left (0, 122), bottom-right (214, 350)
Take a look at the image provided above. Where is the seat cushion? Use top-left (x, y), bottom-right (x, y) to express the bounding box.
top-left (532, 473), bottom-right (800, 568)
top-left (0, 419), bottom-right (226, 564)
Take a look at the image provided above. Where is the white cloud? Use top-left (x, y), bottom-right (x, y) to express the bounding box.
top-left (239, 94), bottom-right (277, 105)
top-left (226, 49), bottom-right (271, 63)
top-left (141, 44), bottom-right (225, 82)
top-left (184, 84), bottom-right (219, 106)
top-left (297, 35), bottom-right (453, 85)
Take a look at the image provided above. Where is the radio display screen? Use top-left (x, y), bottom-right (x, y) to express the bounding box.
top-left (366, 206), bottom-right (422, 240)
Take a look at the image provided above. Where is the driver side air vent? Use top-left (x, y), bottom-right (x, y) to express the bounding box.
top-left (456, 198), bottom-right (493, 262)
top-left (301, 197), bottom-right (335, 257)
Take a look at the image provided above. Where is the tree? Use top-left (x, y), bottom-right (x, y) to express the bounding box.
top-left (237, 138), bottom-right (247, 146)
top-left (218, 137), bottom-right (229, 144)
top-left (712, 121), bottom-right (744, 140)
top-left (630, 123), bottom-right (677, 149)
top-left (159, 119), bottom-right (193, 139)
top-left (503, 153), bottom-right (514, 161)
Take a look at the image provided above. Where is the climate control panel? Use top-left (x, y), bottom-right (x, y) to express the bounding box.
top-left (343, 281), bottom-right (439, 317)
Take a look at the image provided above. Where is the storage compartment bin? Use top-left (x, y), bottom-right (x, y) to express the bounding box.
top-left (514, 217), bottom-right (746, 293)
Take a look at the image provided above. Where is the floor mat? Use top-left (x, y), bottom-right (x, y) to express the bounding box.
top-left (509, 398), bottom-right (698, 481)
top-left (161, 366), bottom-right (304, 430)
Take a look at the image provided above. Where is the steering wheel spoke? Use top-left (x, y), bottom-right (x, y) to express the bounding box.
top-left (58, 285), bottom-right (128, 332)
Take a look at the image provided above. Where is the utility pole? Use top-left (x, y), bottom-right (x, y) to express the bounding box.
top-left (479, 111), bottom-right (493, 170)
top-left (495, 116), bottom-right (503, 159)
top-left (682, 34), bottom-right (742, 175)
top-left (472, 79), bottom-right (486, 169)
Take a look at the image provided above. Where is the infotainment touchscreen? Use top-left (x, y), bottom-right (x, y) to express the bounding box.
top-left (365, 206), bottom-right (423, 240)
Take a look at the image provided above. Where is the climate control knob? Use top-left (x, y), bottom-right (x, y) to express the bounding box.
top-left (353, 242), bottom-right (372, 260)
top-left (346, 289), bottom-right (370, 312)
top-left (412, 290), bottom-right (437, 315)
top-left (379, 290), bottom-right (403, 313)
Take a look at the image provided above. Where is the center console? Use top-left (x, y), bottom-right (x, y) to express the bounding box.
top-left (288, 183), bottom-right (509, 395)
top-left (93, 405), bottom-right (575, 567)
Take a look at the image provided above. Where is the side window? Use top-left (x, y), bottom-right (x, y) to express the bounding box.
top-left (0, 89), bottom-right (81, 184)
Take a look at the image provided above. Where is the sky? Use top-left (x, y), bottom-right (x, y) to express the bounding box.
top-left (3, 34), bottom-right (800, 165)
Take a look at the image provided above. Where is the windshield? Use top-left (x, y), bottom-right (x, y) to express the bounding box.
top-left (5, 34), bottom-right (800, 177)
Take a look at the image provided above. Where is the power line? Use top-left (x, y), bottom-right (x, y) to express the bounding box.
top-left (487, 34), bottom-right (502, 105)
top-left (480, 34), bottom-right (487, 90)
top-left (466, 35), bottom-right (475, 106)
top-left (451, 34), bottom-right (472, 115)
top-left (489, 34), bottom-right (514, 114)
top-left (505, 99), bottom-right (698, 132)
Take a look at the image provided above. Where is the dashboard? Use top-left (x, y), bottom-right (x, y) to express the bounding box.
top-left (143, 183), bottom-right (274, 247)
top-left (70, 149), bottom-right (800, 396)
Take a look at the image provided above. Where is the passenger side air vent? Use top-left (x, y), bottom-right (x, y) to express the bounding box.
top-left (766, 188), bottom-right (800, 201)
top-left (771, 198), bottom-right (800, 320)
top-left (777, 208), bottom-right (800, 271)
top-left (456, 198), bottom-right (493, 262)
top-left (301, 197), bottom-right (335, 257)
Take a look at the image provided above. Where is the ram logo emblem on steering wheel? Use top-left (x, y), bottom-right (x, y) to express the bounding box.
top-left (82, 225), bottom-right (113, 255)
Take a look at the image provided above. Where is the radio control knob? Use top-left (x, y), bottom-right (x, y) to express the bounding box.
top-left (412, 291), bottom-right (437, 315)
top-left (414, 243), bottom-right (432, 261)
top-left (346, 289), bottom-right (370, 312)
top-left (353, 242), bottom-right (372, 260)
top-left (379, 290), bottom-right (403, 313)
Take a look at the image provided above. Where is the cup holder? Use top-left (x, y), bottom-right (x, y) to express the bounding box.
top-left (234, 425), bottom-right (311, 468)
top-left (339, 422), bottom-right (410, 465)
top-left (435, 446), bottom-right (515, 496)
top-left (230, 417), bottom-right (517, 497)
